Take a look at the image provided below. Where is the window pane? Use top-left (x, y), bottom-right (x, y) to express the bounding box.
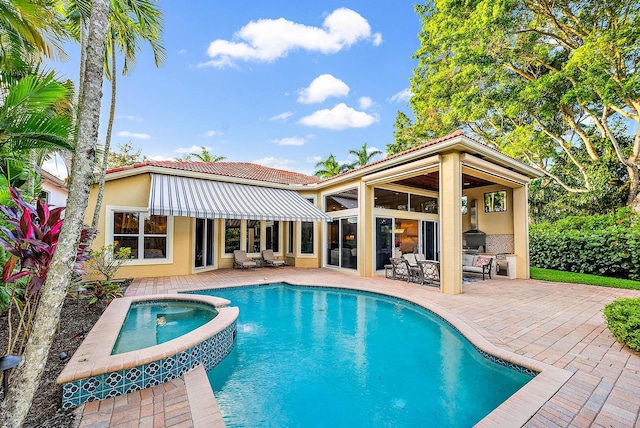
top-left (341, 217), bottom-right (357, 270)
top-left (288, 222), bottom-right (294, 253)
top-left (325, 189), bottom-right (358, 212)
top-left (144, 237), bottom-right (166, 258)
top-left (410, 194), bottom-right (438, 214)
top-left (376, 218), bottom-right (392, 270)
top-left (145, 215), bottom-right (167, 234)
top-left (301, 222), bottom-right (314, 254)
top-left (246, 220), bottom-right (261, 253)
top-left (114, 212), bottom-right (139, 234)
top-left (195, 219), bottom-right (204, 268)
top-left (266, 221), bottom-right (279, 252)
top-left (225, 219), bottom-right (241, 253)
top-left (374, 188), bottom-right (408, 211)
top-left (114, 235), bottom-right (138, 258)
top-left (206, 219), bottom-right (214, 266)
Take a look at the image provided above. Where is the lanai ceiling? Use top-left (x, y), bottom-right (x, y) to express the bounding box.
top-left (394, 172), bottom-right (493, 192)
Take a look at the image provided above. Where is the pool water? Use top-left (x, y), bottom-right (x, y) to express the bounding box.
top-left (198, 284), bottom-right (531, 427)
top-left (111, 300), bottom-right (218, 354)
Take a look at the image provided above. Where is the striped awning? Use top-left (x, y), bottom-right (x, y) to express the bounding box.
top-left (148, 174), bottom-right (329, 222)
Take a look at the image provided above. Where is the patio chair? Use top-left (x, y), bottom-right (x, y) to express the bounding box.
top-left (415, 253), bottom-right (426, 262)
top-left (402, 253), bottom-right (422, 283)
top-left (262, 249), bottom-right (285, 268)
top-left (389, 258), bottom-right (411, 281)
top-left (233, 250), bottom-right (257, 269)
top-left (417, 260), bottom-right (440, 287)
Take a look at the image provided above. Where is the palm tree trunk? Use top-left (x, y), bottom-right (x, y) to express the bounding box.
top-left (92, 36), bottom-right (117, 229)
top-left (0, 0), bottom-right (110, 425)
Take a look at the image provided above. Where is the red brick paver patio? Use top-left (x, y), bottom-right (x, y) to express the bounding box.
top-left (78, 268), bottom-right (640, 427)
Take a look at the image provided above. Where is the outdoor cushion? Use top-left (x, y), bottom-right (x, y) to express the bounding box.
top-left (474, 256), bottom-right (491, 267)
top-left (462, 254), bottom-right (475, 266)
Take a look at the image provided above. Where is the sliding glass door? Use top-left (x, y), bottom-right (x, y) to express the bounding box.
top-left (326, 217), bottom-right (358, 270)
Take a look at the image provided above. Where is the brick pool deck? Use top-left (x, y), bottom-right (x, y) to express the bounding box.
top-left (78, 268), bottom-right (640, 427)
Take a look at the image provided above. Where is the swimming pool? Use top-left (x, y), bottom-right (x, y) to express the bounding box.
top-left (112, 300), bottom-right (219, 354)
top-left (196, 284), bottom-right (532, 427)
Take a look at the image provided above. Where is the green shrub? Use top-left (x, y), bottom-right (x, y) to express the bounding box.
top-left (603, 298), bottom-right (640, 352)
top-left (530, 207), bottom-right (640, 280)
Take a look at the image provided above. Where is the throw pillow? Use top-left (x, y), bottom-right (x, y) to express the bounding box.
top-left (474, 256), bottom-right (491, 267)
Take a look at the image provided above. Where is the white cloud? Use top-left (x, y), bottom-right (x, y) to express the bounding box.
top-left (272, 137), bottom-right (306, 146)
top-left (117, 115), bottom-right (142, 122)
top-left (175, 145), bottom-right (209, 154)
top-left (297, 74), bottom-right (349, 104)
top-left (178, 49), bottom-right (186, 55)
top-left (253, 156), bottom-right (296, 170)
top-left (358, 96), bottom-right (373, 109)
top-left (201, 130), bottom-right (219, 137)
top-left (145, 155), bottom-right (174, 162)
top-left (42, 157), bottom-right (68, 180)
top-left (117, 131), bottom-right (151, 140)
top-left (306, 155), bottom-right (322, 163)
top-left (389, 88), bottom-right (411, 103)
top-left (372, 32), bottom-right (382, 46)
top-left (200, 8), bottom-right (380, 68)
top-left (268, 111), bottom-right (294, 121)
top-left (299, 103), bottom-right (379, 130)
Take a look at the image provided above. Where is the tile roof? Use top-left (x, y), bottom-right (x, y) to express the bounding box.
top-left (106, 161), bottom-right (322, 186)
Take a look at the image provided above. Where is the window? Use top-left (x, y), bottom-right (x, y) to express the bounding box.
top-left (410, 194), bottom-right (438, 214)
top-left (246, 220), bottom-right (261, 253)
top-left (461, 196), bottom-right (468, 214)
top-left (225, 219), bottom-right (241, 253)
top-left (325, 189), bottom-right (358, 212)
top-left (113, 211), bottom-right (167, 260)
top-left (374, 188), bottom-right (407, 210)
top-left (287, 222), bottom-right (294, 254)
top-left (484, 191), bottom-right (507, 212)
top-left (265, 221), bottom-right (279, 252)
top-left (195, 218), bottom-right (214, 269)
top-left (301, 222), bottom-right (314, 254)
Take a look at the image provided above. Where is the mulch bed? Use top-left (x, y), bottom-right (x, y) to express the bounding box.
top-left (0, 281), bottom-right (130, 428)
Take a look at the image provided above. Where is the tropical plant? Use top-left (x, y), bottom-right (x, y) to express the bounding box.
top-left (177, 145), bottom-right (227, 162)
top-left (0, 67), bottom-right (74, 188)
top-left (314, 153), bottom-right (349, 178)
top-left (0, 0), bottom-right (111, 424)
top-left (90, 0), bottom-right (166, 229)
top-left (404, 0), bottom-right (640, 211)
top-left (89, 244), bottom-right (131, 281)
top-left (346, 143), bottom-right (382, 169)
top-left (0, 188), bottom-right (92, 355)
top-left (86, 280), bottom-right (122, 305)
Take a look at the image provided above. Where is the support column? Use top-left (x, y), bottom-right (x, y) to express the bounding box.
top-left (359, 180), bottom-right (371, 277)
top-left (512, 185), bottom-right (530, 279)
top-left (439, 152), bottom-right (463, 294)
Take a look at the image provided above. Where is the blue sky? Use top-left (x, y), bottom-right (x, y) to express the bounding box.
top-left (44, 2), bottom-right (422, 178)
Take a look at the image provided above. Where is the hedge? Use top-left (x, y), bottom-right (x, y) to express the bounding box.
top-left (529, 207), bottom-right (640, 280)
top-left (603, 298), bottom-right (640, 352)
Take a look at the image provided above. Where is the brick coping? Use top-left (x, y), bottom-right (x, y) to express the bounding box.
top-left (57, 293), bottom-right (233, 384)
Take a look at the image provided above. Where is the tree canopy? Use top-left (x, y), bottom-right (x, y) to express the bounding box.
top-left (400, 0), bottom-right (640, 213)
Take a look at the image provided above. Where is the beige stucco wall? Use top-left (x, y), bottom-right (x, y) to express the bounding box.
top-left (462, 185), bottom-right (514, 235)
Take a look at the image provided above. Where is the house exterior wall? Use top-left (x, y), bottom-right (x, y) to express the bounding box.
top-left (41, 180), bottom-right (68, 208)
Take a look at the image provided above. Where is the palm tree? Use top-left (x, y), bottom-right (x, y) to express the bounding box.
top-left (0, 67), bottom-right (74, 189)
top-left (0, 1), bottom-right (110, 424)
top-left (314, 153), bottom-right (349, 178)
top-left (91, 0), bottom-right (166, 229)
top-left (346, 142), bottom-right (382, 169)
top-left (185, 146), bottom-right (227, 162)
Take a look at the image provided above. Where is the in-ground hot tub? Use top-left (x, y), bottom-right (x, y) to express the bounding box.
top-left (57, 294), bottom-right (238, 409)
top-left (112, 300), bottom-right (220, 354)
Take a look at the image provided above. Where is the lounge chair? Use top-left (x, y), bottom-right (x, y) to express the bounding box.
top-left (389, 257), bottom-right (410, 281)
top-left (417, 260), bottom-right (440, 287)
top-left (262, 249), bottom-right (285, 267)
top-left (402, 254), bottom-right (422, 283)
top-left (233, 250), bottom-right (257, 269)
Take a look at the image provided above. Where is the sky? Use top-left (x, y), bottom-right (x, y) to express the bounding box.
top-left (43, 1), bottom-right (422, 178)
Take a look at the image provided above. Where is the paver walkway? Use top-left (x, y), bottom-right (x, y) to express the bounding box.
top-left (79, 268), bottom-right (640, 427)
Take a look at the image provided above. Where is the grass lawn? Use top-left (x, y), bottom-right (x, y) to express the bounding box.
top-left (530, 267), bottom-right (640, 290)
